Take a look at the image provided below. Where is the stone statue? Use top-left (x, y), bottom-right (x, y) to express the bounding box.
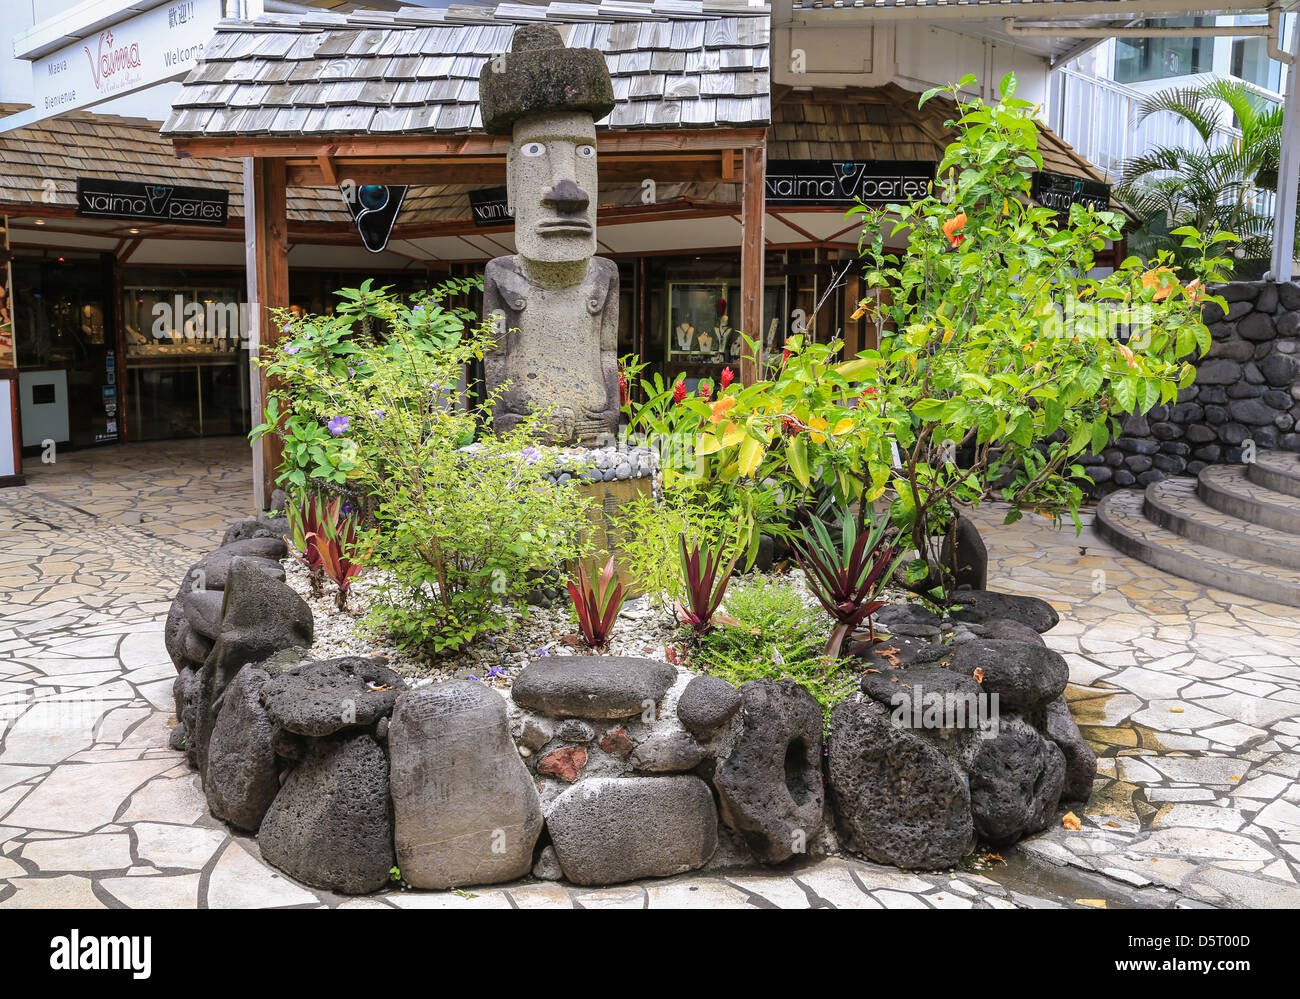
top-left (478, 24), bottom-right (620, 444)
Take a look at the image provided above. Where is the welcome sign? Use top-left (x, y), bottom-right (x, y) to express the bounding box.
top-left (76, 178), bottom-right (228, 226)
top-left (766, 160), bottom-right (935, 207)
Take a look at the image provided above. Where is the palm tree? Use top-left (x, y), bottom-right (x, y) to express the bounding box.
top-left (1115, 78), bottom-right (1290, 266)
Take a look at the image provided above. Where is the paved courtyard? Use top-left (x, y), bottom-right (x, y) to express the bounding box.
top-left (0, 438), bottom-right (1297, 909)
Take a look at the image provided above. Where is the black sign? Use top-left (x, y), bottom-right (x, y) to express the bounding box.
top-left (1032, 171), bottom-right (1111, 214)
top-left (766, 160), bottom-right (934, 207)
top-left (469, 186), bottom-right (513, 227)
top-left (76, 178), bottom-right (228, 226)
top-left (342, 184), bottom-right (407, 253)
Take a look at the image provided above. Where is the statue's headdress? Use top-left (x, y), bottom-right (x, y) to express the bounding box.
top-left (478, 23), bottom-right (615, 135)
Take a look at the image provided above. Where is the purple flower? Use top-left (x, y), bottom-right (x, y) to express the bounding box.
top-left (327, 416), bottom-right (350, 436)
top-left (281, 323), bottom-right (292, 333)
top-left (369, 409), bottom-right (386, 420)
top-left (284, 344), bottom-right (300, 356)
top-left (485, 666), bottom-right (506, 678)
top-left (467, 674), bottom-right (479, 682)
top-left (341, 500), bottom-right (355, 516)
top-left (522, 447), bottom-right (541, 465)
top-left (534, 646), bottom-right (551, 658)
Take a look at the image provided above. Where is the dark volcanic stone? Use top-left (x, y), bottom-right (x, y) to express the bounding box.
top-left (510, 656), bottom-right (676, 719)
top-left (1238, 312), bottom-right (1277, 342)
top-left (204, 666), bottom-right (279, 832)
top-left (547, 776), bottom-right (718, 885)
top-left (984, 618), bottom-right (1047, 646)
top-left (389, 681), bottom-right (542, 889)
top-left (1229, 399), bottom-right (1278, 426)
top-left (258, 732), bottom-right (394, 895)
top-left (966, 717), bottom-right (1066, 845)
top-left (181, 589), bottom-right (225, 641)
top-left (205, 558), bottom-right (312, 674)
top-left (1259, 354), bottom-right (1298, 387)
top-left (939, 514), bottom-right (988, 590)
top-left (260, 656), bottom-right (406, 737)
top-left (1196, 359), bottom-right (1243, 385)
top-left (1113, 469), bottom-right (1137, 487)
top-left (713, 679), bottom-right (824, 863)
top-left (945, 640), bottom-right (1069, 713)
top-left (676, 674), bottom-right (741, 738)
top-left (1044, 694), bottom-right (1098, 802)
top-left (854, 633), bottom-right (938, 671)
top-left (1186, 425), bottom-right (1217, 444)
top-left (1279, 282), bottom-right (1300, 311)
top-left (947, 590), bottom-right (1059, 633)
top-left (874, 601), bottom-right (943, 631)
top-left (860, 666), bottom-right (983, 730)
top-left (828, 700), bottom-right (973, 869)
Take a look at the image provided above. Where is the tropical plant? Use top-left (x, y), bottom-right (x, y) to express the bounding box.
top-left (675, 537), bottom-right (738, 635)
top-left (314, 507), bottom-right (364, 610)
top-left (286, 494), bottom-right (328, 597)
top-left (568, 556), bottom-right (625, 650)
top-left (1116, 78), bottom-right (1287, 265)
top-left (683, 74), bottom-right (1231, 601)
top-left (794, 503), bottom-right (902, 659)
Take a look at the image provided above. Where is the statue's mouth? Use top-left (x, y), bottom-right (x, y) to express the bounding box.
top-left (536, 218), bottom-right (593, 236)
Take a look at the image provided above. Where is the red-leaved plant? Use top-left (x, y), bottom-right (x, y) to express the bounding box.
top-left (794, 505), bottom-right (902, 660)
top-left (568, 556), bottom-right (625, 650)
top-left (675, 537), bottom-right (738, 635)
top-left (288, 494), bottom-right (363, 609)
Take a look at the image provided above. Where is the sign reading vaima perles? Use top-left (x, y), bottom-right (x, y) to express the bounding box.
top-left (76, 178), bottom-right (228, 226)
top-left (1032, 170), bottom-right (1112, 214)
top-left (469, 186), bottom-right (513, 227)
top-left (766, 160), bottom-right (935, 207)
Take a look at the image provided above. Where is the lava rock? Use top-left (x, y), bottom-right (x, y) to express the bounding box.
top-left (875, 602), bottom-right (943, 631)
top-left (538, 745), bottom-right (588, 781)
top-left (938, 514), bottom-right (988, 590)
top-left (389, 681), bottom-right (542, 889)
top-left (943, 640), bottom-right (1069, 712)
top-left (510, 656), bottom-right (676, 719)
top-left (547, 776), bottom-right (718, 886)
top-left (260, 656), bottom-right (406, 737)
top-left (598, 726), bottom-right (634, 756)
top-left (828, 699), bottom-right (974, 869)
top-left (532, 845), bottom-right (563, 881)
top-left (204, 666), bottom-right (279, 832)
top-left (966, 717), bottom-right (1065, 845)
top-left (205, 558), bottom-right (313, 675)
top-left (172, 666), bottom-right (199, 766)
top-left (629, 727), bottom-right (708, 772)
top-left (675, 674), bottom-right (741, 738)
top-left (181, 589), bottom-right (225, 641)
top-left (947, 590), bottom-right (1060, 632)
top-left (713, 679), bottom-right (824, 863)
top-left (258, 732), bottom-right (394, 895)
top-left (983, 618), bottom-right (1047, 646)
top-left (1044, 694), bottom-right (1099, 802)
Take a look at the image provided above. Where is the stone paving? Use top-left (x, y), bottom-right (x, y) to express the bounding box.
top-left (1, 438), bottom-right (1298, 909)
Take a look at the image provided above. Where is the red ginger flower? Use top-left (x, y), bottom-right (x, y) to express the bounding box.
top-left (699, 383), bottom-right (712, 401)
top-left (672, 380), bottom-right (687, 404)
top-left (720, 366), bottom-right (735, 389)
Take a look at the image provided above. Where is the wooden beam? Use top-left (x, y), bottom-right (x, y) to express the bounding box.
top-left (739, 142), bottom-right (766, 386)
top-left (315, 154), bottom-right (339, 186)
top-left (244, 157), bottom-right (290, 513)
top-left (174, 128), bottom-right (768, 161)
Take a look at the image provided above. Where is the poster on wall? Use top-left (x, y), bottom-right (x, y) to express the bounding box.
top-left (0, 218), bottom-right (13, 368)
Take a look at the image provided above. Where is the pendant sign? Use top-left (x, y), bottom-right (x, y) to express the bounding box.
top-left (765, 160), bottom-right (934, 207)
top-left (1032, 171), bottom-right (1111, 215)
top-left (342, 184), bottom-right (407, 253)
top-left (76, 178), bottom-right (228, 225)
top-left (469, 186), bottom-right (513, 228)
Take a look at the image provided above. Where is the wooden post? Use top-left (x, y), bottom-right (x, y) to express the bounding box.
top-left (244, 156), bottom-right (290, 513)
top-left (739, 143), bottom-right (766, 385)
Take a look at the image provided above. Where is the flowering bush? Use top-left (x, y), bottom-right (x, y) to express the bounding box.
top-left (254, 283), bottom-right (593, 655)
top-left (668, 74), bottom-right (1232, 600)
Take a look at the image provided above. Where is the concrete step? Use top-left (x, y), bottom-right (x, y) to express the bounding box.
top-left (1095, 489), bottom-right (1300, 608)
top-left (1144, 477), bottom-right (1300, 571)
top-left (1197, 463), bottom-right (1300, 535)
top-left (1246, 450), bottom-right (1300, 500)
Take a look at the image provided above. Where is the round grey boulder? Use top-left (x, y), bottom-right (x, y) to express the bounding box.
top-left (510, 656), bottom-right (676, 719)
top-left (965, 717), bottom-right (1066, 845)
top-left (547, 776), bottom-right (718, 886)
top-left (1044, 694), bottom-right (1098, 803)
top-left (675, 674), bottom-right (741, 738)
top-left (204, 666), bottom-right (279, 832)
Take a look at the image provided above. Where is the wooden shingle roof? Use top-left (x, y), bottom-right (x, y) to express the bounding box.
top-left (163, 1), bottom-right (771, 138)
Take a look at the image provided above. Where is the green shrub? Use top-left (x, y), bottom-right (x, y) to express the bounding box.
top-left (691, 575), bottom-right (853, 725)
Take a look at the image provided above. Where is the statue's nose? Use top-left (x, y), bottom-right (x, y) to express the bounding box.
top-left (542, 179), bottom-right (589, 214)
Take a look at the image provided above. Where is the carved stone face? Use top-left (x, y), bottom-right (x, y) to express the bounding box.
top-left (507, 111), bottom-right (598, 265)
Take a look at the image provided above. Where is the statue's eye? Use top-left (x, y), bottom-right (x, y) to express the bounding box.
top-left (520, 142), bottom-right (546, 157)
top-left (576, 144), bottom-right (595, 159)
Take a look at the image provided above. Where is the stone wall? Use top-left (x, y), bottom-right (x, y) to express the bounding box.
top-left (1080, 279), bottom-right (1300, 498)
